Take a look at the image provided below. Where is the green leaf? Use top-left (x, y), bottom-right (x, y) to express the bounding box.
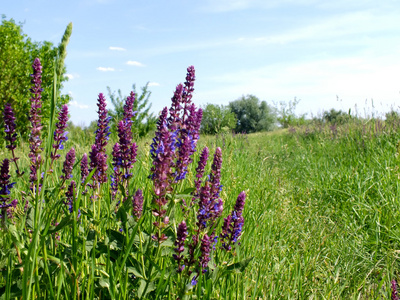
top-left (226, 257), bottom-right (254, 274)
top-left (46, 214), bottom-right (72, 235)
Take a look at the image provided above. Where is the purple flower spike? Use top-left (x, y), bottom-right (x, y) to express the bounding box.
top-left (209, 147), bottom-right (223, 218)
top-left (0, 159), bottom-right (17, 221)
top-left (4, 103), bottom-right (17, 152)
top-left (61, 148), bottom-right (76, 181)
top-left (132, 189), bottom-right (144, 220)
top-left (52, 104), bottom-right (69, 161)
top-left (392, 280), bottom-right (400, 300)
top-left (3, 103), bottom-right (23, 176)
top-left (80, 153), bottom-right (88, 184)
top-left (89, 93), bottom-right (110, 186)
top-left (221, 191), bottom-right (246, 251)
top-left (173, 221), bottom-right (188, 273)
top-left (28, 58), bottom-right (44, 192)
top-left (199, 234), bottom-right (211, 271)
top-left (193, 147), bottom-right (209, 202)
top-left (123, 91), bottom-right (136, 121)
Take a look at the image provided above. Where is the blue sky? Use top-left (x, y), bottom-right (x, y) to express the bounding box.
top-left (3, 0), bottom-right (400, 126)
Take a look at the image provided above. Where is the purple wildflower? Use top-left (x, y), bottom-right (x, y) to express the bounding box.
top-left (89, 93), bottom-right (110, 186)
top-left (193, 147), bottom-right (209, 203)
top-left (3, 103), bottom-right (23, 176)
top-left (0, 159), bottom-right (17, 221)
top-left (28, 58), bottom-right (44, 192)
top-left (132, 189), bottom-right (144, 220)
top-left (173, 221), bottom-right (188, 272)
top-left (221, 191), bottom-right (246, 251)
top-left (52, 104), bottom-right (69, 162)
top-left (65, 180), bottom-right (76, 214)
top-left (209, 147), bottom-right (223, 218)
top-left (199, 234), bottom-right (211, 271)
top-left (61, 148), bottom-right (76, 181)
top-left (150, 107), bottom-right (175, 241)
top-left (123, 91), bottom-right (137, 121)
top-left (80, 153), bottom-right (89, 184)
top-left (197, 181), bottom-right (212, 230)
top-left (3, 103), bottom-right (17, 152)
top-left (392, 280), bottom-right (400, 300)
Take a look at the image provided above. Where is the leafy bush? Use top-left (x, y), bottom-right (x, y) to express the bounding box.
top-left (200, 103), bottom-right (236, 135)
top-left (229, 94), bottom-right (276, 133)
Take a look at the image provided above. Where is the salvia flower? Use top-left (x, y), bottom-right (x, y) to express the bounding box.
top-left (52, 104), bottom-right (69, 161)
top-left (193, 146), bottom-right (209, 202)
top-left (80, 153), bottom-right (89, 184)
top-left (28, 58), bottom-right (44, 191)
top-left (221, 191), bottom-right (246, 251)
top-left (61, 148), bottom-right (76, 181)
top-left (3, 103), bottom-right (17, 151)
top-left (123, 91), bottom-right (137, 122)
top-left (150, 107), bottom-right (176, 240)
top-left (199, 234), bottom-right (211, 271)
top-left (0, 159), bottom-right (17, 221)
top-left (173, 221), bottom-right (188, 273)
top-left (89, 93), bottom-right (110, 186)
top-left (132, 189), bottom-right (144, 220)
top-left (208, 147), bottom-right (223, 218)
top-left (3, 103), bottom-right (23, 176)
top-left (392, 280), bottom-right (400, 300)
top-left (65, 180), bottom-right (76, 214)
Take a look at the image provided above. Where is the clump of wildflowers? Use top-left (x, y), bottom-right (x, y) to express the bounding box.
top-left (0, 159), bottom-right (17, 223)
top-left (28, 58), bottom-right (44, 192)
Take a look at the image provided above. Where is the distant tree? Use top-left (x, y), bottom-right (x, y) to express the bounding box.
top-left (323, 108), bottom-right (351, 125)
top-left (0, 16), bottom-right (72, 139)
top-left (107, 82), bottom-right (157, 138)
top-left (200, 103), bottom-right (236, 135)
top-left (275, 98), bottom-right (306, 128)
top-left (229, 95), bottom-right (276, 133)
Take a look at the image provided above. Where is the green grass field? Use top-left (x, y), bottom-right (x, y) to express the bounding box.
top-left (3, 116), bottom-right (400, 299)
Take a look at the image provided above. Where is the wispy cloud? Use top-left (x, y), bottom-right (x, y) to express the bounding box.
top-left (148, 82), bottom-right (160, 87)
top-left (68, 100), bottom-right (90, 109)
top-left (109, 46), bottom-right (126, 51)
top-left (96, 67), bottom-right (115, 72)
top-left (126, 61), bottom-right (145, 67)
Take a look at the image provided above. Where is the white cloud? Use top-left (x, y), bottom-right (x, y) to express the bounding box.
top-left (126, 61), bottom-right (145, 67)
top-left (68, 100), bottom-right (90, 109)
top-left (148, 82), bottom-right (160, 87)
top-left (65, 73), bottom-right (80, 80)
top-left (109, 46), bottom-right (126, 51)
top-left (96, 67), bottom-right (115, 72)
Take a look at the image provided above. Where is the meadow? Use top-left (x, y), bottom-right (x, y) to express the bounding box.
top-left (1, 59), bottom-right (400, 299)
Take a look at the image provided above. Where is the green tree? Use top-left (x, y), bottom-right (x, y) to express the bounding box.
top-left (0, 16), bottom-right (72, 139)
top-left (229, 95), bottom-right (276, 133)
top-left (200, 103), bottom-right (236, 135)
top-left (275, 98), bottom-right (306, 128)
top-left (322, 108), bottom-right (351, 125)
top-left (107, 82), bottom-right (157, 138)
